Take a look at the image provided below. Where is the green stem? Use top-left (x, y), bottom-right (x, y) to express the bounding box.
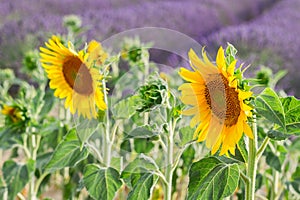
top-left (164, 119), bottom-right (175, 200)
top-left (102, 75), bottom-right (111, 167)
top-left (246, 116), bottom-right (258, 200)
top-left (271, 170), bottom-right (279, 200)
top-left (25, 134), bottom-right (41, 200)
top-left (34, 172), bottom-right (50, 195)
top-left (256, 137), bottom-right (270, 161)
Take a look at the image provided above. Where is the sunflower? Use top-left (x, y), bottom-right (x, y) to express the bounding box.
top-left (1, 104), bottom-right (23, 123)
top-left (179, 47), bottom-right (253, 156)
top-left (40, 36), bottom-right (107, 119)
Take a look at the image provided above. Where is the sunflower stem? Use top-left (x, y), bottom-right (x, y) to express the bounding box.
top-left (246, 115), bottom-right (258, 200)
top-left (102, 75), bottom-right (112, 167)
top-left (256, 137), bottom-right (270, 161)
top-left (164, 119), bottom-right (174, 200)
top-left (27, 134), bottom-right (41, 200)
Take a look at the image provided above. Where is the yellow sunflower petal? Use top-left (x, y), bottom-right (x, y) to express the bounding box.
top-left (239, 90), bottom-right (253, 100)
top-left (243, 122), bottom-right (253, 139)
top-left (211, 134), bottom-right (223, 154)
top-left (227, 59), bottom-right (237, 76)
top-left (216, 46), bottom-right (225, 70)
top-left (178, 68), bottom-right (204, 84)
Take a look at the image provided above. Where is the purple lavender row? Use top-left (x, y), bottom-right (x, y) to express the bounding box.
top-left (201, 0), bottom-right (300, 95)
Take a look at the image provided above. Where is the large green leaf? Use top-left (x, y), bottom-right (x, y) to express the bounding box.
top-left (3, 159), bottom-right (35, 200)
top-left (280, 97), bottom-right (300, 134)
top-left (255, 88), bottom-right (300, 139)
top-left (121, 154), bottom-right (159, 188)
top-left (112, 96), bottom-right (138, 119)
top-left (291, 162), bottom-right (300, 193)
top-left (178, 126), bottom-right (195, 147)
top-left (76, 119), bottom-right (99, 148)
top-left (255, 88), bottom-right (285, 128)
top-left (0, 126), bottom-right (23, 150)
top-left (83, 165), bottom-right (122, 200)
top-left (127, 173), bottom-right (158, 200)
top-left (45, 129), bottom-right (89, 172)
top-left (127, 125), bottom-right (158, 139)
top-left (187, 157), bottom-right (240, 200)
top-left (265, 151), bottom-right (284, 172)
top-left (134, 138), bottom-right (155, 153)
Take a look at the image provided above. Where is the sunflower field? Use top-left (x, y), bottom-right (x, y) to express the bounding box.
top-left (1, 1), bottom-right (300, 200)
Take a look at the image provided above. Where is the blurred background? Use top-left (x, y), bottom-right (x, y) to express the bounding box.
top-left (0, 0), bottom-right (299, 96)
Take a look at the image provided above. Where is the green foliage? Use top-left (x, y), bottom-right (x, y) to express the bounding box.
top-left (127, 125), bottom-right (158, 139)
top-left (255, 88), bottom-right (300, 139)
top-left (121, 155), bottom-right (159, 188)
top-left (255, 88), bottom-right (285, 128)
top-left (280, 97), bottom-right (300, 134)
top-left (265, 151), bottom-right (284, 172)
top-left (127, 173), bottom-right (159, 200)
top-left (225, 42), bottom-right (238, 67)
top-left (2, 159), bottom-right (35, 200)
top-left (112, 96), bottom-right (138, 119)
top-left (76, 119), bottom-right (99, 148)
top-left (178, 126), bottom-right (194, 147)
top-left (83, 165), bottom-right (122, 200)
top-left (187, 157), bottom-right (240, 200)
top-left (231, 137), bottom-right (248, 163)
top-left (45, 129), bottom-right (89, 172)
top-left (291, 162), bottom-right (300, 193)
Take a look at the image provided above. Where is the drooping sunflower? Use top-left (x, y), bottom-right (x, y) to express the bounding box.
top-left (40, 36), bottom-right (107, 119)
top-left (179, 47), bottom-right (253, 155)
top-left (1, 104), bottom-right (23, 123)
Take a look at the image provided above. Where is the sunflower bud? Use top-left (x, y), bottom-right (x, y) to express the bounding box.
top-left (121, 38), bottom-right (150, 67)
top-left (0, 69), bottom-right (15, 83)
top-left (256, 67), bottom-right (272, 86)
top-left (23, 50), bottom-right (39, 71)
top-left (135, 76), bottom-right (168, 112)
top-left (1, 104), bottom-right (25, 124)
top-left (63, 15), bottom-right (82, 31)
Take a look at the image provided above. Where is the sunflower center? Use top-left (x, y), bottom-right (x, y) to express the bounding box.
top-left (62, 56), bottom-right (93, 95)
top-left (205, 74), bottom-right (241, 126)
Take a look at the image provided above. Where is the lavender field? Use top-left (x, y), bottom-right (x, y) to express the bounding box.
top-left (2, 0), bottom-right (299, 95)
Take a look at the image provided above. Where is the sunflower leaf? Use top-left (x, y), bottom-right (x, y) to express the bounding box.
top-left (265, 151), bottom-right (284, 172)
top-left (45, 129), bottom-right (89, 172)
top-left (290, 159), bottom-right (300, 194)
top-left (3, 159), bottom-right (35, 200)
top-left (76, 118), bottom-right (99, 148)
top-left (127, 173), bottom-right (158, 200)
top-left (279, 96), bottom-right (300, 135)
top-left (255, 88), bottom-right (285, 129)
top-left (187, 157), bottom-right (240, 200)
top-left (121, 154), bottom-right (159, 188)
top-left (112, 96), bottom-right (138, 119)
top-left (83, 165), bottom-right (122, 200)
top-left (127, 125), bottom-right (158, 139)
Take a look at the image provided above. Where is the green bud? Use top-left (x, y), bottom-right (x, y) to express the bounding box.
top-left (0, 68), bottom-right (15, 82)
top-left (136, 75), bottom-right (168, 112)
top-left (256, 67), bottom-right (272, 86)
top-left (23, 50), bottom-right (39, 71)
top-left (63, 15), bottom-right (82, 30)
top-left (225, 42), bottom-right (238, 67)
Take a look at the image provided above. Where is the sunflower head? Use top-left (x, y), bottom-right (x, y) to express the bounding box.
top-left (1, 104), bottom-right (25, 123)
top-left (40, 35), bottom-right (107, 119)
top-left (179, 46), bottom-right (253, 156)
